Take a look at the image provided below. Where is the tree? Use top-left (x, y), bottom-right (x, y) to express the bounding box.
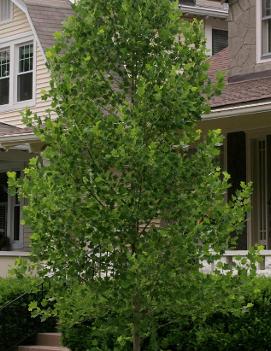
top-left (11, 0), bottom-right (251, 349)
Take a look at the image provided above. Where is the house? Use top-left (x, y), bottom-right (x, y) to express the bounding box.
top-left (0, 0), bottom-right (229, 277)
top-left (202, 0), bottom-right (271, 274)
top-left (0, 0), bottom-right (72, 276)
top-left (179, 0), bottom-right (229, 55)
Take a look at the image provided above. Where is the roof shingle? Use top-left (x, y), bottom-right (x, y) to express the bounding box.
top-left (25, 0), bottom-right (73, 52)
top-left (209, 47), bottom-right (271, 108)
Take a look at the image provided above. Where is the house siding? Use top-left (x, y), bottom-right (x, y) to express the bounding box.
top-left (0, 4), bottom-right (51, 128)
top-left (229, 0), bottom-right (271, 77)
top-left (0, 3), bottom-right (52, 251)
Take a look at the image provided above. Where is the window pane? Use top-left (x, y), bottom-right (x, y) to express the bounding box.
top-left (0, 50), bottom-right (9, 78)
top-left (262, 19), bottom-right (271, 54)
top-left (0, 0), bottom-right (11, 23)
top-left (13, 205), bottom-right (20, 241)
top-left (17, 72), bottom-right (33, 101)
top-left (19, 44), bottom-right (33, 73)
top-left (0, 78), bottom-right (9, 105)
top-left (0, 49), bottom-right (9, 105)
top-left (263, 0), bottom-right (271, 17)
top-left (212, 29), bottom-right (228, 55)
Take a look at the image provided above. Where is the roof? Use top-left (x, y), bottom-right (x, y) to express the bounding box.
top-left (209, 47), bottom-right (271, 109)
top-left (180, 0), bottom-right (228, 18)
top-left (24, 0), bottom-right (73, 52)
top-left (0, 123), bottom-right (32, 137)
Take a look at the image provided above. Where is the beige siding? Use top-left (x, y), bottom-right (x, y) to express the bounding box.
top-left (0, 4), bottom-right (30, 39)
top-left (0, 4), bottom-right (51, 127)
top-left (0, 4), bottom-right (52, 251)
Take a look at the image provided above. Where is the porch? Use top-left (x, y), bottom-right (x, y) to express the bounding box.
top-left (0, 251), bottom-right (30, 277)
top-left (202, 107), bottom-right (271, 253)
top-left (202, 250), bottom-right (271, 276)
top-left (0, 123), bottom-right (39, 277)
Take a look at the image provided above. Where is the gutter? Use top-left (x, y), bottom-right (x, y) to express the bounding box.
top-left (179, 4), bottom-right (228, 19)
top-left (204, 100), bottom-right (271, 120)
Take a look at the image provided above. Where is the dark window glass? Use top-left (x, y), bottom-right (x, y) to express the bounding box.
top-left (17, 43), bottom-right (33, 102)
top-left (13, 206), bottom-right (20, 241)
top-left (18, 72), bottom-right (33, 101)
top-left (263, 0), bottom-right (271, 17)
top-left (0, 78), bottom-right (9, 105)
top-left (0, 49), bottom-right (9, 105)
top-left (212, 29), bottom-right (228, 55)
top-left (0, 173), bottom-right (8, 239)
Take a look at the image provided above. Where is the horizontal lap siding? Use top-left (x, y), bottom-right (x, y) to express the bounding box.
top-left (0, 5), bottom-right (30, 39)
top-left (0, 5), bottom-right (52, 250)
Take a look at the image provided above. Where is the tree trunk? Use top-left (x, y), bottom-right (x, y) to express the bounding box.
top-left (133, 324), bottom-right (141, 351)
top-left (132, 293), bottom-right (141, 351)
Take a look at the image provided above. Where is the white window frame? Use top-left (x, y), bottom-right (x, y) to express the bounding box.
top-left (0, 0), bottom-right (13, 25)
top-left (0, 33), bottom-right (36, 113)
top-left (256, 0), bottom-right (271, 63)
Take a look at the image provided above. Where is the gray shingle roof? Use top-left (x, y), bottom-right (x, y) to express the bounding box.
top-left (25, 0), bottom-right (73, 52)
top-left (0, 123), bottom-right (32, 136)
top-left (209, 47), bottom-right (271, 108)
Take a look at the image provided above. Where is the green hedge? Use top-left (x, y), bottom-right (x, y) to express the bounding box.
top-left (0, 278), bottom-right (56, 351)
top-left (61, 277), bottom-right (271, 351)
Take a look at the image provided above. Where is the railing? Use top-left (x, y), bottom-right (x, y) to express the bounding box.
top-left (201, 250), bottom-right (271, 276)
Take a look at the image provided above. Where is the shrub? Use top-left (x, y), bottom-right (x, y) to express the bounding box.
top-left (0, 277), bottom-right (56, 351)
top-left (61, 277), bottom-right (271, 351)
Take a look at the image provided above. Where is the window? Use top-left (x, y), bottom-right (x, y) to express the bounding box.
top-left (0, 39), bottom-right (34, 109)
top-left (0, 49), bottom-right (9, 105)
top-left (212, 29), bottom-right (228, 55)
top-left (262, 0), bottom-right (271, 55)
top-left (17, 43), bottom-right (33, 102)
top-left (0, 0), bottom-right (11, 23)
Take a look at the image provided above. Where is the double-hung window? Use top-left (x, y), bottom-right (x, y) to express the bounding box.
top-left (262, 0), bottom-right (271, 56)
top-left (0, 39), bottom-right (34, 110)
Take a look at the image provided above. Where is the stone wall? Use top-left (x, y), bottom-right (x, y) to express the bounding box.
top-left (229, 0), bottom-right (271, 77)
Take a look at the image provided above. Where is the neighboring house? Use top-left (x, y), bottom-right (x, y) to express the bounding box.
top-left (179, 0), bottom-right (229, 55)
top-left (202, 0), bottom-right (271, 274)
top-left (0, 0), bottom-right (72, 276)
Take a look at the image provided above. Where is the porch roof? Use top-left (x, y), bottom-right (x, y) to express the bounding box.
top-left (0, 123), bottom-right (39, 151)
top-left (209, 48), bottom-right (271, 109)
top-left (0, 123), bottom-right (32, 137)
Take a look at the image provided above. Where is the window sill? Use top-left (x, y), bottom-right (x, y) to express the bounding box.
top-left (257, 53), bottom-right (271, 64)
top-left (0, 251), bottom-right (30, 257)
top-left (0, 100), bottom-right (35, 113)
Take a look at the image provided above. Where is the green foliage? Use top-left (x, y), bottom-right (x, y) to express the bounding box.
top-left (61, 277), bottom-right (271, 351)
top-left (12, 0), bottom-right (252, 349)
top-left (0, 277), bottom-right (56, 351)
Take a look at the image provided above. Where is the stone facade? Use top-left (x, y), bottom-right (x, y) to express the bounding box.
top-left (229, 0), bottom-right (271, 77)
